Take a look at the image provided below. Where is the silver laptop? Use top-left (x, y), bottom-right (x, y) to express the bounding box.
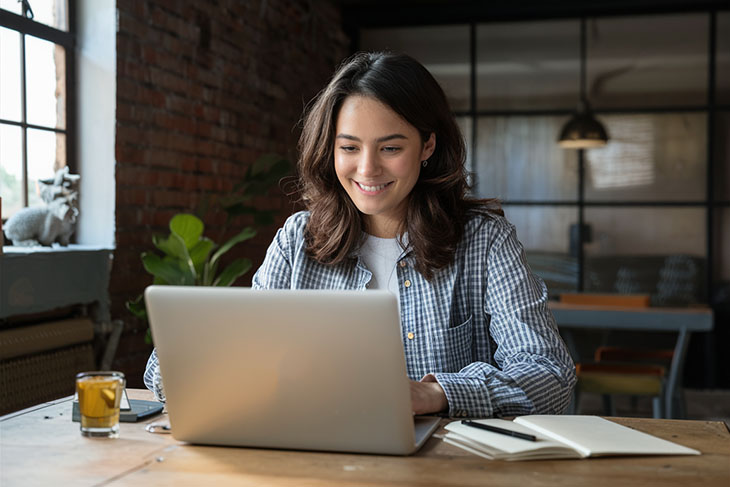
top-left (145, 286), bottom-right (441, 455)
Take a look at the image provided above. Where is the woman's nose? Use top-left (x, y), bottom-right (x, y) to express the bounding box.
top-left (357, 149), bottom-right (381, 177)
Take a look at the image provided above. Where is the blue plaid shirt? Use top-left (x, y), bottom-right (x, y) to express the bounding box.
top-left (145, 210), bottom-right (576, 417)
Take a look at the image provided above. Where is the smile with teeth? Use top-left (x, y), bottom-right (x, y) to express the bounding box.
top-left (356, 181), bottom-right (392, 192)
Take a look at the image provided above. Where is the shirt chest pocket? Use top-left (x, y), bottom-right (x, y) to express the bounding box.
top-left (429, 315), bottom-right (473, 373)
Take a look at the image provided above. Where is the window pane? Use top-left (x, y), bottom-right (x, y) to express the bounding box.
top-left (0, 0), bottom-right (21, 15)
top-left (587, 14), bottom-right (708, 108)
top-left (715, 208), bottom-right (730, 283)
top-left (26, 0), bottom-right (69, 31)
top-left (455, 116), bottom-right (473, 186)
top-left (360, 26), bottom-right (470, 111)
top-left (477, 20), bottom-right (579, 110)
top-left (503, 205), bottom-right (579, 298)
top-left (0, 27), bottom-right (22, 122)
top-left (27, 128), bottom-right (65, 207)
top-left (584, 113), bottom-right (706, 202)
top-left (25, 36), bottom-right (66, 129)
top-left (716, 12), bottom-right (730, 105)
top-left (715, 111), bottom-right (730, 201)
top-left (584, 207), bottom-right (706, 304)
top-left (476, 116), bottom-right (579, 201)
top-left (0, 124), bottom-right (23, 218)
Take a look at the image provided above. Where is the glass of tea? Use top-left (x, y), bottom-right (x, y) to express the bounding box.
top-left (75, 371), bottom-right (126, 438)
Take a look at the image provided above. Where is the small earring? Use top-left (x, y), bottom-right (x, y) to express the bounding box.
top-left (421, 160), bottom-right (428, 168)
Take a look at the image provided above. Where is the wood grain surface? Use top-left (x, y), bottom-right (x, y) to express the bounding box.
top-left (2, 389), bottom-right (728, 486)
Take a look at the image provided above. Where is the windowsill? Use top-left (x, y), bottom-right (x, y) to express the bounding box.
top-left (2, 244), bottom-right (114, 254)
top-left (1, 245), bottom-right (113, 321)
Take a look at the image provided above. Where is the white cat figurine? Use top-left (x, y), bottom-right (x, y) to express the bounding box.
top-left (4, 198), bottom-right (78, 246)
top-left (3, 167), bottom-right (80, 247)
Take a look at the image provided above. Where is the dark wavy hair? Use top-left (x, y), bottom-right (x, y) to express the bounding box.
top-left (298, 51), bottom-right (500, 280)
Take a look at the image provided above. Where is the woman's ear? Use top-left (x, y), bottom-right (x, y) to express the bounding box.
top-left (421, 133), bottom-right (436, 161)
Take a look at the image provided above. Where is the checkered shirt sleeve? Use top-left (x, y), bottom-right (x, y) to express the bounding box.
top-left (432, 220), bottom-right (576, 417)
top-left (143, 348), bottom-right (166, 402)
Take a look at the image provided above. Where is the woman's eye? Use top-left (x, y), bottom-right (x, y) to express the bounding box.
top-left (382, 146), bottom-right (401, 153)
top-left (339, 145), bottom-right (358, 153)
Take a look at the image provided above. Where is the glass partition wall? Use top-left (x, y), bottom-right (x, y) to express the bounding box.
top-left (361, 12), bottom-right (726, 307)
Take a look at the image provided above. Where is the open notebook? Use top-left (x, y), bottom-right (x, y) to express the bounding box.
top-left (444, 415), bottom-right (700, 461)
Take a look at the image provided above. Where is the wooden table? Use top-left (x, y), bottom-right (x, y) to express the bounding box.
top-left (1, 390), bottom-right (729, 486)
top-left (550, 302), bottom-right (714, 418)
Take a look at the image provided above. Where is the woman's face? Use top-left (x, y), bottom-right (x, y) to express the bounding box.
top-left (334, 95), bottom-right (435, 238)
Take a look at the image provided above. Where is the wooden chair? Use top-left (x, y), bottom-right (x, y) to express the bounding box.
top-left (561, 293), bottom-right (680, 418)
top-left (574, 347), bottom-right (673, 418)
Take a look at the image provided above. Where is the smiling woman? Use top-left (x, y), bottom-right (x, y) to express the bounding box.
top-left (144, 52), bottom-right (578, 418)
top-left (334, 95), bottom-right (435, 238)
top-left (297, 52), bottom-right (481, 278)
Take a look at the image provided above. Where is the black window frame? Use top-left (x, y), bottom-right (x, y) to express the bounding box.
top-left (350, 2), bottom-right (730, 389)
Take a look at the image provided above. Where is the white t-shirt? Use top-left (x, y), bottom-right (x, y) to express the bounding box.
top-left (359, 234), bottom-right (403, 311)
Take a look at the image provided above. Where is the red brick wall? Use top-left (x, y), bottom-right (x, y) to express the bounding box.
top-left (113, 0), bottom-right (349, 386)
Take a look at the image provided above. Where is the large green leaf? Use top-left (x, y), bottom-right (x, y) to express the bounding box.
top-left (169, 213), bottom-right (204, 250)
top-left (164, 253), bottom-right (197, 284)
top-left (152, 234), bottom-right (173, 257)
top-left (213, 258), bottom-right (252, 287)
top-left (189, 237), bottom-right (214, 275)
top-left (210, 227), bottom-right (257, 268)
top-left (202, 259), bottom-right (218, 287)
top-left (142, 252), bottom-right (194, 285)
top-left (153, 233), bottom-right (186, 261)
top-left (172, 233), bottom-right (197, 279)
top-left (125, 294), bottom-right (148, 321)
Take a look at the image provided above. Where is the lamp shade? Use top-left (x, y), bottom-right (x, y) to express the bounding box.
top-left (558, 110), bottom-right (609, 149)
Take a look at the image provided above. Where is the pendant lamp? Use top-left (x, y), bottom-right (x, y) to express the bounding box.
top-left (558, 18), bottom-right (609, 149)
top-left (558, 100), bottom-right (609, 148)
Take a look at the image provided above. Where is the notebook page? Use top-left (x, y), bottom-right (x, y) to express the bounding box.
top-left (444, 419), bottom-right (575, 456)
top-left (514, 415), bottom-right (700, 457)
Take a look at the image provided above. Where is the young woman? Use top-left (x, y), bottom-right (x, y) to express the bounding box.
top-left (145, 52), bottom-right (576, 417)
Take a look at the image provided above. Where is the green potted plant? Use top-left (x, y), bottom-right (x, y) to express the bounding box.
top-left (125, 213), bottom-right (256, 323)
top-left (126, 153), bottom-right (292, 342)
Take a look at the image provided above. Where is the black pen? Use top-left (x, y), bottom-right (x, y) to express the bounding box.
top-left (461, 420), bottom-right (537, 442)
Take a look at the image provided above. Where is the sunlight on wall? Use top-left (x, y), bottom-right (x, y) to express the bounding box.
top-left (587, 116), bottom-right (655, 189)
top-left (76, 0), bottom-right (116, 247)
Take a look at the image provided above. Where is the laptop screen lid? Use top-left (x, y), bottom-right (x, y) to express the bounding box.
top-left (145, 286), bottom-right (439, 455)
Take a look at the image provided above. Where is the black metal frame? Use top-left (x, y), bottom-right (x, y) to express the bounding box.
top-left (350, 3), bottom-right (730, 387)
top-left (354, 7), bottom-right (729, 298)
top-left (341, 0), bottom-right (729, 28)
top-left (0, 1), bottom-right (76, 210)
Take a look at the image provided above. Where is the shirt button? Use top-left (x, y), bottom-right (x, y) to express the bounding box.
top-left (404, 279), bottom-right (411, 288)
top-left (407, 332), bottom-right (415, 340)
top-left (399, 261), bottom-right (406, 268)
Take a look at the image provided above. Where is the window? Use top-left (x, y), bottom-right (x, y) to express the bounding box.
top-left (0, 0), bottom-right (74, 220)
top-left (360, 11), bottom-right (724, 306)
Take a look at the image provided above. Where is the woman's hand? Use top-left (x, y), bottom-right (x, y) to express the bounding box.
top-left (410, 374), bottom-right (448, 415)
